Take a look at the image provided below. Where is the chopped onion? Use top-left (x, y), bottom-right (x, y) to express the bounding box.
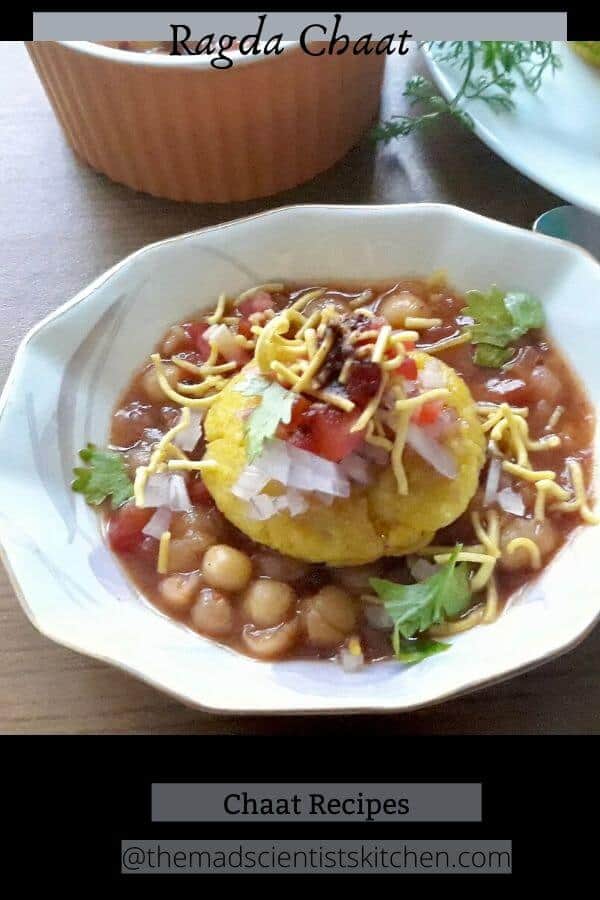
top-left (313, 491), bottom-right (334, 506)
top-left (232, 466), bottom-right (271, 501)
top-left (253, 439), bottom-right (291, 485)
top-left (420, 358), bottom-right (446, 390)
top-left (484, 456), bottom-right (502, 506)
top-left (406, 424), bottom-right (457, 479)
top-left (168, 474), bottom-right (193, 511)
top-left (408, 557), bottom-right (440, 581)
top-left (286, 489), bottom-right (309, 516)
top-left (248, 494), bottom-right (277, 521)
top-left (173, 410), bottom-right (203, 452)
top-left (142, 506), bottom-right (172, 539)
top-left (422, 407), bottom-right (458, 441)
top-left (142, 473), bottom-right (172, 509)
top-left (338, 646), bottom-right (365, 672)
top-left (247, 488), bottom-right (309, 521)
top-left (234, 439), bottom-right (353, 522)
top-left (255, 440), bottom-right (350, 498)
top-left (364, 603), bottom-right (393, 630)
top-left (339, 453), bottom-right (372, 485)
top-left (497, 486), bottom-right (526, 517)
top-left (142, 473), bottom-right (193, 511)
top-left (204, 323), bottom-right (240, 361)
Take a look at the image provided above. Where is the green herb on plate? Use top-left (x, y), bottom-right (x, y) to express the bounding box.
top-left (235, 374), bottom-right (296, 461)
top-left (463, 286), bottom-right (545, 368)
top-left (72, 444), bottom-right (134, 508)
top-left (369, 545), bottom-right (471, 663)
top-left (373, 41), bottom-right (561, 142)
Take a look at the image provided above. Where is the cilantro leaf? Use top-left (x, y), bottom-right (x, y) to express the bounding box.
top-left (72, 444), bottom-right (134, 508)
top-left (235, 374), bottom-right (296, 461)
top-left (369, 546), bottom-right (471, 663)
top-left (473, 344), bottom-right (513, 368)
top-left (393, 636), bottom-right (450, 664)
top-left (504, 291), bottom-right (545, 332)
top-left (463, 285), bottom-right (545, 368)
top-left (373, 42), bottom-right (561, 141)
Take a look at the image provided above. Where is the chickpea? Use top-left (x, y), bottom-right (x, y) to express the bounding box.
top-left (191, 588), bottom-right (233, 636)
top-left (141, 361), bottom-right (179, 403)
top-left (202, 544), bottom-right (253, 592)
top-left (243, 579), bottom-right (296, 628)
top-left (159, 573), bottom-right (203, 612)
top-left (111, 402), bottom-right (155, 448)
top-left (528, 365), bottom-right (562, 404)
top-left (499, 517), bottom-right (559, 571)
top-left (252, 550), bottom-right (309, 582)
top-left (303, 585), bottom-right (358, 647)
top-left (304, 295), bottom-right (351, 317)
top-left (242, 619), bottom-right (299, 660)
top-left (333, 564), bottom-right (381, 594)
top-left (166, 536), bottom-right (210, 574)
top-left (170, 509), bottom-right (219, 544)
top-left (378, 291), bottom-right (428, 328)
top-left (161, 325), bottom-right (188, 356)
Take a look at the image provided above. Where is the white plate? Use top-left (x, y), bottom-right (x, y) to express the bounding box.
top-left (425, 43), bottom-right (600, 215)
top-left (1, 203), bottom-right (599, 714)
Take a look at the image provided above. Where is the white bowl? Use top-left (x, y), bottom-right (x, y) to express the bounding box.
top-left (1, 203), bottom-right (599, 714)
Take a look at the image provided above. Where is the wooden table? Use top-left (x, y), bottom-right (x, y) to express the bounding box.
top-left (1, 41), bottom-right (597, 734)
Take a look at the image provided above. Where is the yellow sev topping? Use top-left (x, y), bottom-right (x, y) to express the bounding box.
top-left (347, 635), bottom-right (362, 656)
top-left (149, 354), bottom-right (222, 409)
top-left (157, 531), bottom-right (171, 574)
top-left (133, 409), bottom-right (216, 507)
top-left (506, 538), bottom-right (541, 570)
top-left (236, 282), bottom-right (284, 304)
top-left (404, 316), bottom-right (443, 329)
top-left (551, 460), bottom-right (600, 524)
top-left (420, 330), bottom-right (472, 354)
top-left (207, 293), bottom-right (229, 324)
top-left (370, 325), bottom-right (392, 363)
top-left (394, 388), bottom-right (450, 413)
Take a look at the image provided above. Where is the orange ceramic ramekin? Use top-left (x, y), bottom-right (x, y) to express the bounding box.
top-left (26, 41), bottom-right (385, 203)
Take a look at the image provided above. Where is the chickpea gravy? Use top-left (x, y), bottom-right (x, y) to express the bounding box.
top-left (73, 277), bottom-right (596, 669)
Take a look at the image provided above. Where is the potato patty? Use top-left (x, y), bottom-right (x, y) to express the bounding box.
top-left (202, 353), bottom-right (485, 565)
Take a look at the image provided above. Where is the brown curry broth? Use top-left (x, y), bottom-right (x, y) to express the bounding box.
top-left (107, 279), bottom-right (595, 661)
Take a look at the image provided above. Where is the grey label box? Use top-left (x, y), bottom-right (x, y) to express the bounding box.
top-left (33, 12), bottom-right (566, 41)
top-left (152, 782), bottom-right (481, 822)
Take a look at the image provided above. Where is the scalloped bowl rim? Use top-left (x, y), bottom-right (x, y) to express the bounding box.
top-left (1, 202), bottom-right (599, 716)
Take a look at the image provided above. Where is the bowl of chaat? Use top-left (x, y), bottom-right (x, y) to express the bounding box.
top-left (2, 204), bottom-right (599, 713)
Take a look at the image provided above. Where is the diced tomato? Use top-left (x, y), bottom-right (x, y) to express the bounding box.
top-left (237, 291), bottom-right (276, 319)
top-left (188, 476), bottom-right (214, 506)
top-left (403, 341), bottom-right (416, 351)
top-left (289, 405), bottom-right (365, 462)
top-left (396, 356), bottom-right (418, 381)
top-left (289, 397), bottom-right (311, 428)
top-left (288, 427), bottom-right (316, 453)
top-left (277, 397), bottom-right (312, 439)
top-left (345, 361), bottom-right (382, 407)
top-left (107, 504), bottom-right (153, 554)
top-left (185, 322), bottom-right (211, 361)
top-left (413, 400), bottom-right (443, 426)
top-left (237, 317), bottom-right (253, 339)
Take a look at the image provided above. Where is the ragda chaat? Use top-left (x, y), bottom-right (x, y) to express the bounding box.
top-left (73, 278), bottom-right (597, 668)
